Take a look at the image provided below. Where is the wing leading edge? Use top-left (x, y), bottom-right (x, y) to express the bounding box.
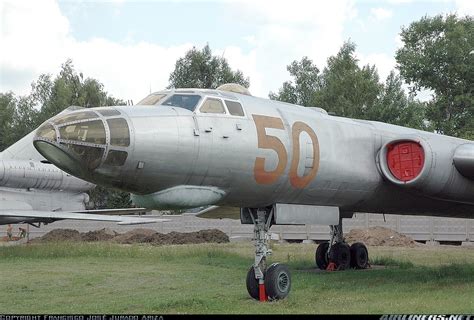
top-left (0, 209), bottom-right (168, 225)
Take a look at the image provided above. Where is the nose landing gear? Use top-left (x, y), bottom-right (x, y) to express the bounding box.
top-left (245, 208), bottom-right (291, 301)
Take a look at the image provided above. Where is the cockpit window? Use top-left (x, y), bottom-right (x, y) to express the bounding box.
top-left (200, 98), bottom-right (226, 114)
top-left (53, 111), bottom-right (98, 125)
top-left (162, 94), bottom-right (201, 111)
top-left (58, 120), bottom-right (106, 145)
top-left (137, 93), bottom-right (167, 105)
top-left (107, 118), bottom-right (130, 147)
top-left (225, 100), bottom-right (244, 116)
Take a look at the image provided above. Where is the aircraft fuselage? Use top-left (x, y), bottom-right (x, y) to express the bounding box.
top-left (33, 89), bottom-right (474, 218)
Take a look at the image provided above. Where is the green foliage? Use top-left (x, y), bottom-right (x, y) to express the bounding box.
top-left (314, 41), bottom-right (382, 119)
top-left (0, 92), bottom-right (16, 150)
top-left (1, 59), bottom-right (129, 209)
top-left (396, 14), bottom-right (473, 138)
top-left (106, 189), bottom-right (132, 209)
top-left (272, 41), bottom-right (427, 130)
top-left (366, 71), bottom-right (428, 129)
top-left (269, 56), bottom-right (321, 107)
top-left (168, 44), bottom-right (250, 89)
top-left (32, 59), bottom-right (122, 124)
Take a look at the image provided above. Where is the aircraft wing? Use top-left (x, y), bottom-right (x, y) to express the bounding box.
top-left (0, 209), bottom-right (168, 225)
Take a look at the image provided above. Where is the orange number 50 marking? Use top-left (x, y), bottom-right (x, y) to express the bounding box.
top-left (252, 115), bottom-right (320, 189)
top-left (253, 115), bottom-right (288, 185)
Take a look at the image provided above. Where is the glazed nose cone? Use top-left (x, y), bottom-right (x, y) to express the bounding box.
top-left (33, 111), bottom-right (107, 179)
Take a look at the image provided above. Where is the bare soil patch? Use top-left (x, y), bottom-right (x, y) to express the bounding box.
top-left (345, 226), bottom-right (417, 247)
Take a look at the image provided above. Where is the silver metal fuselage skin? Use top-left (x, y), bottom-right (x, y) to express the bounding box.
top-left (34, 90), bottom-right (474, 218)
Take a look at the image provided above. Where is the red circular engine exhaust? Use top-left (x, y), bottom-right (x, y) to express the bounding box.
top-left (386, 141), bottom-right (424, 182)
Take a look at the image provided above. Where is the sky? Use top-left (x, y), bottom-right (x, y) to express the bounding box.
top-left (1, 0), bottom-right (473, 104)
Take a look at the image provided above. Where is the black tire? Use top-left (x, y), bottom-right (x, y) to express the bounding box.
top-left (329, 242), bottom-right (351, 270)
top-left (315, 242), bottom-right (330, 270)
top-left (350, 242), bottom-right (369, 269)
top-left (246, 266), bottom-right (260, 300)
top-left (264, 263), bottom-right (291, 300)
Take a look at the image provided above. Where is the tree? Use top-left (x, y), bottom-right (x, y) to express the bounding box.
top-left (314, 41), bottom-right (382, 119)
top-left (168, 44), bottom-right (250, 89)
top-left (269, 57), bottom-right (321, 107)
top-left (1, 59), bottom-right (130, 208)
top-left (0, 92), bottom-right (16, 151)
top-left (32, 59), bottom-right (124, 124)
top-left (396, 14), bottom-right (473, 138)
top-left (88, 185), bottom-right (131, 209)
top-left (366, 71), bottom-right (427, 130)
top-left (271, 41), bottom-right (427, 130)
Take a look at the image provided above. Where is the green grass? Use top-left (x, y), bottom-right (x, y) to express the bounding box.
top-left (1, 242), bottom-right (474, 314)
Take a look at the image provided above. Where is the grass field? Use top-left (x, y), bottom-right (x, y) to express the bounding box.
top-left (0, 241), bottom-right (473, 314)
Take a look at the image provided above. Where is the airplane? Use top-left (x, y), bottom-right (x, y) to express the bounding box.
top-left (32, 83), bottom-right (474, 301)
top-left (0, 108), bottom-right (167, 228)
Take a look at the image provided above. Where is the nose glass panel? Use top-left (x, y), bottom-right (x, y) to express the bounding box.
top-left (36, 124), bottom-right (56, 141)
top-left (59, 120), bottom-right (106, 145)
top-left (104, 150), bottom-right (128, 166)
top-left (53, 111), bottom-right (98, 125)
top-left (62, 143), bottom-right (104, 170)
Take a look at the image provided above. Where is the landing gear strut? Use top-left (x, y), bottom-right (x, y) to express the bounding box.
top-left (245, 207), bottom-right (291, 301)
top-left (315, 216), bottom-right (369, 270)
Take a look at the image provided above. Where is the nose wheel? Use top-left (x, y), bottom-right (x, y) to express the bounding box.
top-left (245, 208), bottom-right (291, 301)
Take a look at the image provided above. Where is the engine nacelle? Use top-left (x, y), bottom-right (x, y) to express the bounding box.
top-left (377, 136), bottom-right (474, 204)
top-left (453, 143), bottom-right (474, 180)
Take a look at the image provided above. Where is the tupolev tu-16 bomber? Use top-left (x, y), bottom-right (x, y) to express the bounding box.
top-left (1, 0), bottom-right (473, 314)
top-left (32, 83), bottom-right (474, 301)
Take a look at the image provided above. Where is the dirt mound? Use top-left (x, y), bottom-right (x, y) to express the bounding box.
top-left (35, 229), bottom-right (82, 242)
top-left (345, 226), bottom-right (417, 247)
top-left (112, 228), bottom-right (157, 244)
top-left (81, 228), bottom-right (118, 241)
top-left (113, 229), bottom-right (229, 245)
top-left (34, 228), bottom-right (229, 245)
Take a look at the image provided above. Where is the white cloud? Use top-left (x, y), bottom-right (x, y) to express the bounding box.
top-left (387, 0), bottom-right (413, 4)
top-left (395, 34), bottom-right (404, 49)
top-left (370, 7), bottom-right (393, 21)
top-left (1, 0), bottom-right (358, 101)
top-left (215, 46), bottom-right (263, 96)
top-left (0, 0), bottom-right (192, 102)
top-left (358, 52), bottom-right (396, 82)
top-left (225, 0), bottom-right (357, 96)
top-left (454, 0), bottom-right (474, 15)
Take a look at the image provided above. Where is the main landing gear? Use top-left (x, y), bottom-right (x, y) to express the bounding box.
top-left (315, 217), bottom-right (369, 271)
top-left (245, 208), bottom-right (291, 301)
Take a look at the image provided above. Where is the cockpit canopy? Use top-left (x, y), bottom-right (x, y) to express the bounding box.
top-left (136, 91), bottom-right (245, 116)
top-left (137, 92), bottom-right (201, 111)
top-left (161, 94), bottom-right (201, 111)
